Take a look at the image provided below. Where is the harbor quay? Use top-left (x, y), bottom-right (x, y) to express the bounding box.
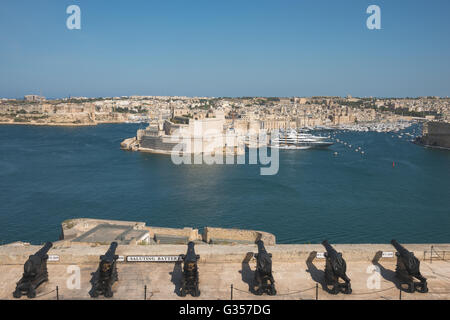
top-left (1, 219), bottom-right (449, 300)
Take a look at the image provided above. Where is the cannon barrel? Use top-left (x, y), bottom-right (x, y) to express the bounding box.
top-left (256, 240), bottom-right (267, 253)
top-left (322, 240), bottom-right (338, 256)
top-left (101, 242), bottom-right (118, 263)
top-left (391, 239), bottom-right (410, 256)
top-left (185, 241), bottom-right (198, 263)
top-left (34, 242), bottom-right (53, 258)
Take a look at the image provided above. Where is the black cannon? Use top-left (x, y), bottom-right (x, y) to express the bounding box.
top-left (322, 240), bottom-right (352, 294)
top-left (253, 240), bottom-right (276, 295)
top-left (13, 242), bottom-right (53, 299)
top-left (180, 241), bottom-right (200, 297)
top-left (90, 242), bottom-right (119, 298)
top-left (391, 240), bottom-right (428, 293)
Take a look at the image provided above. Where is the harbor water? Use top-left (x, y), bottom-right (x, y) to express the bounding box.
top-left (0, 123), bottom-right (449, 244)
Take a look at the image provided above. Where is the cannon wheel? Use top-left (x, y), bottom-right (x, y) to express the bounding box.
top-left (268, 286), bottom-right (276, 296)
top-left (419, 286), bottom-right (429, 293)
top-left (254, 286), bottom-right (263, 296)
top-left (90, 285), bottom-right (99, 298)
top-left (253, 276), bottom-right (263, 295)
top-left (104, 288), bottom-right (113, 298)
top-left (13, 289), bottom-right (22, 299)
top-left (406, 282), bottom-right (415, 293)
top-left (415, 282), bottom-right (428, 293)
top-left (27, 287), bottom-right (36, 299)
top-left (329, 284), bottom-right (339, 295)
top-left (192, 288), bottom-right (201, 297)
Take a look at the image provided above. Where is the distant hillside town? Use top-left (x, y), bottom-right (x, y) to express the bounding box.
top-left (0, 95), bottom-right (448, 129)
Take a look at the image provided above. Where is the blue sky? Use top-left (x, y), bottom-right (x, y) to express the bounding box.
top-left (0, 0), bottom-right (449, 98)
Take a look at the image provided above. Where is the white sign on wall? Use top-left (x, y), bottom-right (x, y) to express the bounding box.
top-left (48, 255), bottom-right (60, 262)
top-left (117, 256), bottom-right (125, 262)
top-left (316, 252), bottom-right (325, 259)
top-left (126, 255), bottom-right (183, 262)
top-left (382, 251), bottom-right (395, 258)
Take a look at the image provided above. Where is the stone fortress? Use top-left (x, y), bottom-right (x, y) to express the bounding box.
top-left (415, 121), bottom-right (450, 149)
top-left (1, 218), bottom-right (449, 300)
top-left (121, 109), bottom-right (245, 155)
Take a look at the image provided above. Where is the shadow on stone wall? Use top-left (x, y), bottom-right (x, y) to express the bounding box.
top-left (306, 251), bottom-right (326, 291)
top-left (239, 252), bottom-right (255, 293)
top-left (372, 251), bottom-right (401, 290)
top-left (170, 261), bottom-right (183, 296)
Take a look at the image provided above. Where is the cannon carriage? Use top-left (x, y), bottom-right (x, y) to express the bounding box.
top-left (252, 240), bottom-right (276, 296)
top-left (90, 242), bottom-right (119, 298)
top-left (391, 240), bottom-right (428, 293)
top-left (13, 242), bottom-right (53, 299)
top-left (180, 241), bottom-right (200, 297)
top-left (322, 240), bottom-right (352, 294)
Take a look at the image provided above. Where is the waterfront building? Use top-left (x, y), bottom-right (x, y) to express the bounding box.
top-left (134, 110), bottom-right (245, 155)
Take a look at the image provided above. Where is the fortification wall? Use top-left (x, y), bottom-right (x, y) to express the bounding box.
top-left (147, 226), bottom-right (200, 242)
top-left (203, 227), bottom-right (276, 245)
top-left (422, 121), bottom-right (450, 148)
top-left (139, 135), bottom-right (180, 152)
top-left (61, 218), bottom-right (146, 241)
top-left (60, 219), bottom-right (276, 245)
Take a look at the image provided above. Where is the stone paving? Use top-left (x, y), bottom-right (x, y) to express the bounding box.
top-left (1, 259), bottom-right (449, 300)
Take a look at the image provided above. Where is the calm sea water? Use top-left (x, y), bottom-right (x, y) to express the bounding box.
top-left (0, 123), bottom-right (449, 244)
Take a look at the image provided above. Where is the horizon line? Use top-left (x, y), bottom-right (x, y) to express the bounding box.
top-left (2, 95), bottom-right (449, 101)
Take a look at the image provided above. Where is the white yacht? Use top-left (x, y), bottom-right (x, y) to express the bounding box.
top-left (271, 129), bottom-right (334, 149)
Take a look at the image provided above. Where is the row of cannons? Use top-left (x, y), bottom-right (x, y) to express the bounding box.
top-left (13, 239), bottom-right (428, 298)
top-left (12, 241), bottom-right (200, 298)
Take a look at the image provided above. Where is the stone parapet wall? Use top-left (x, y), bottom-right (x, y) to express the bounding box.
top-left (147, 227), bottom-right (200, 242)
top-left (61, 218), bottom-right (146, 241)
top-left (203, 227), bottom-right (276, 245)
top-left (61, 219), bottom-right (275, 245)
top-left (1, 242), bottom-right (446, 265)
